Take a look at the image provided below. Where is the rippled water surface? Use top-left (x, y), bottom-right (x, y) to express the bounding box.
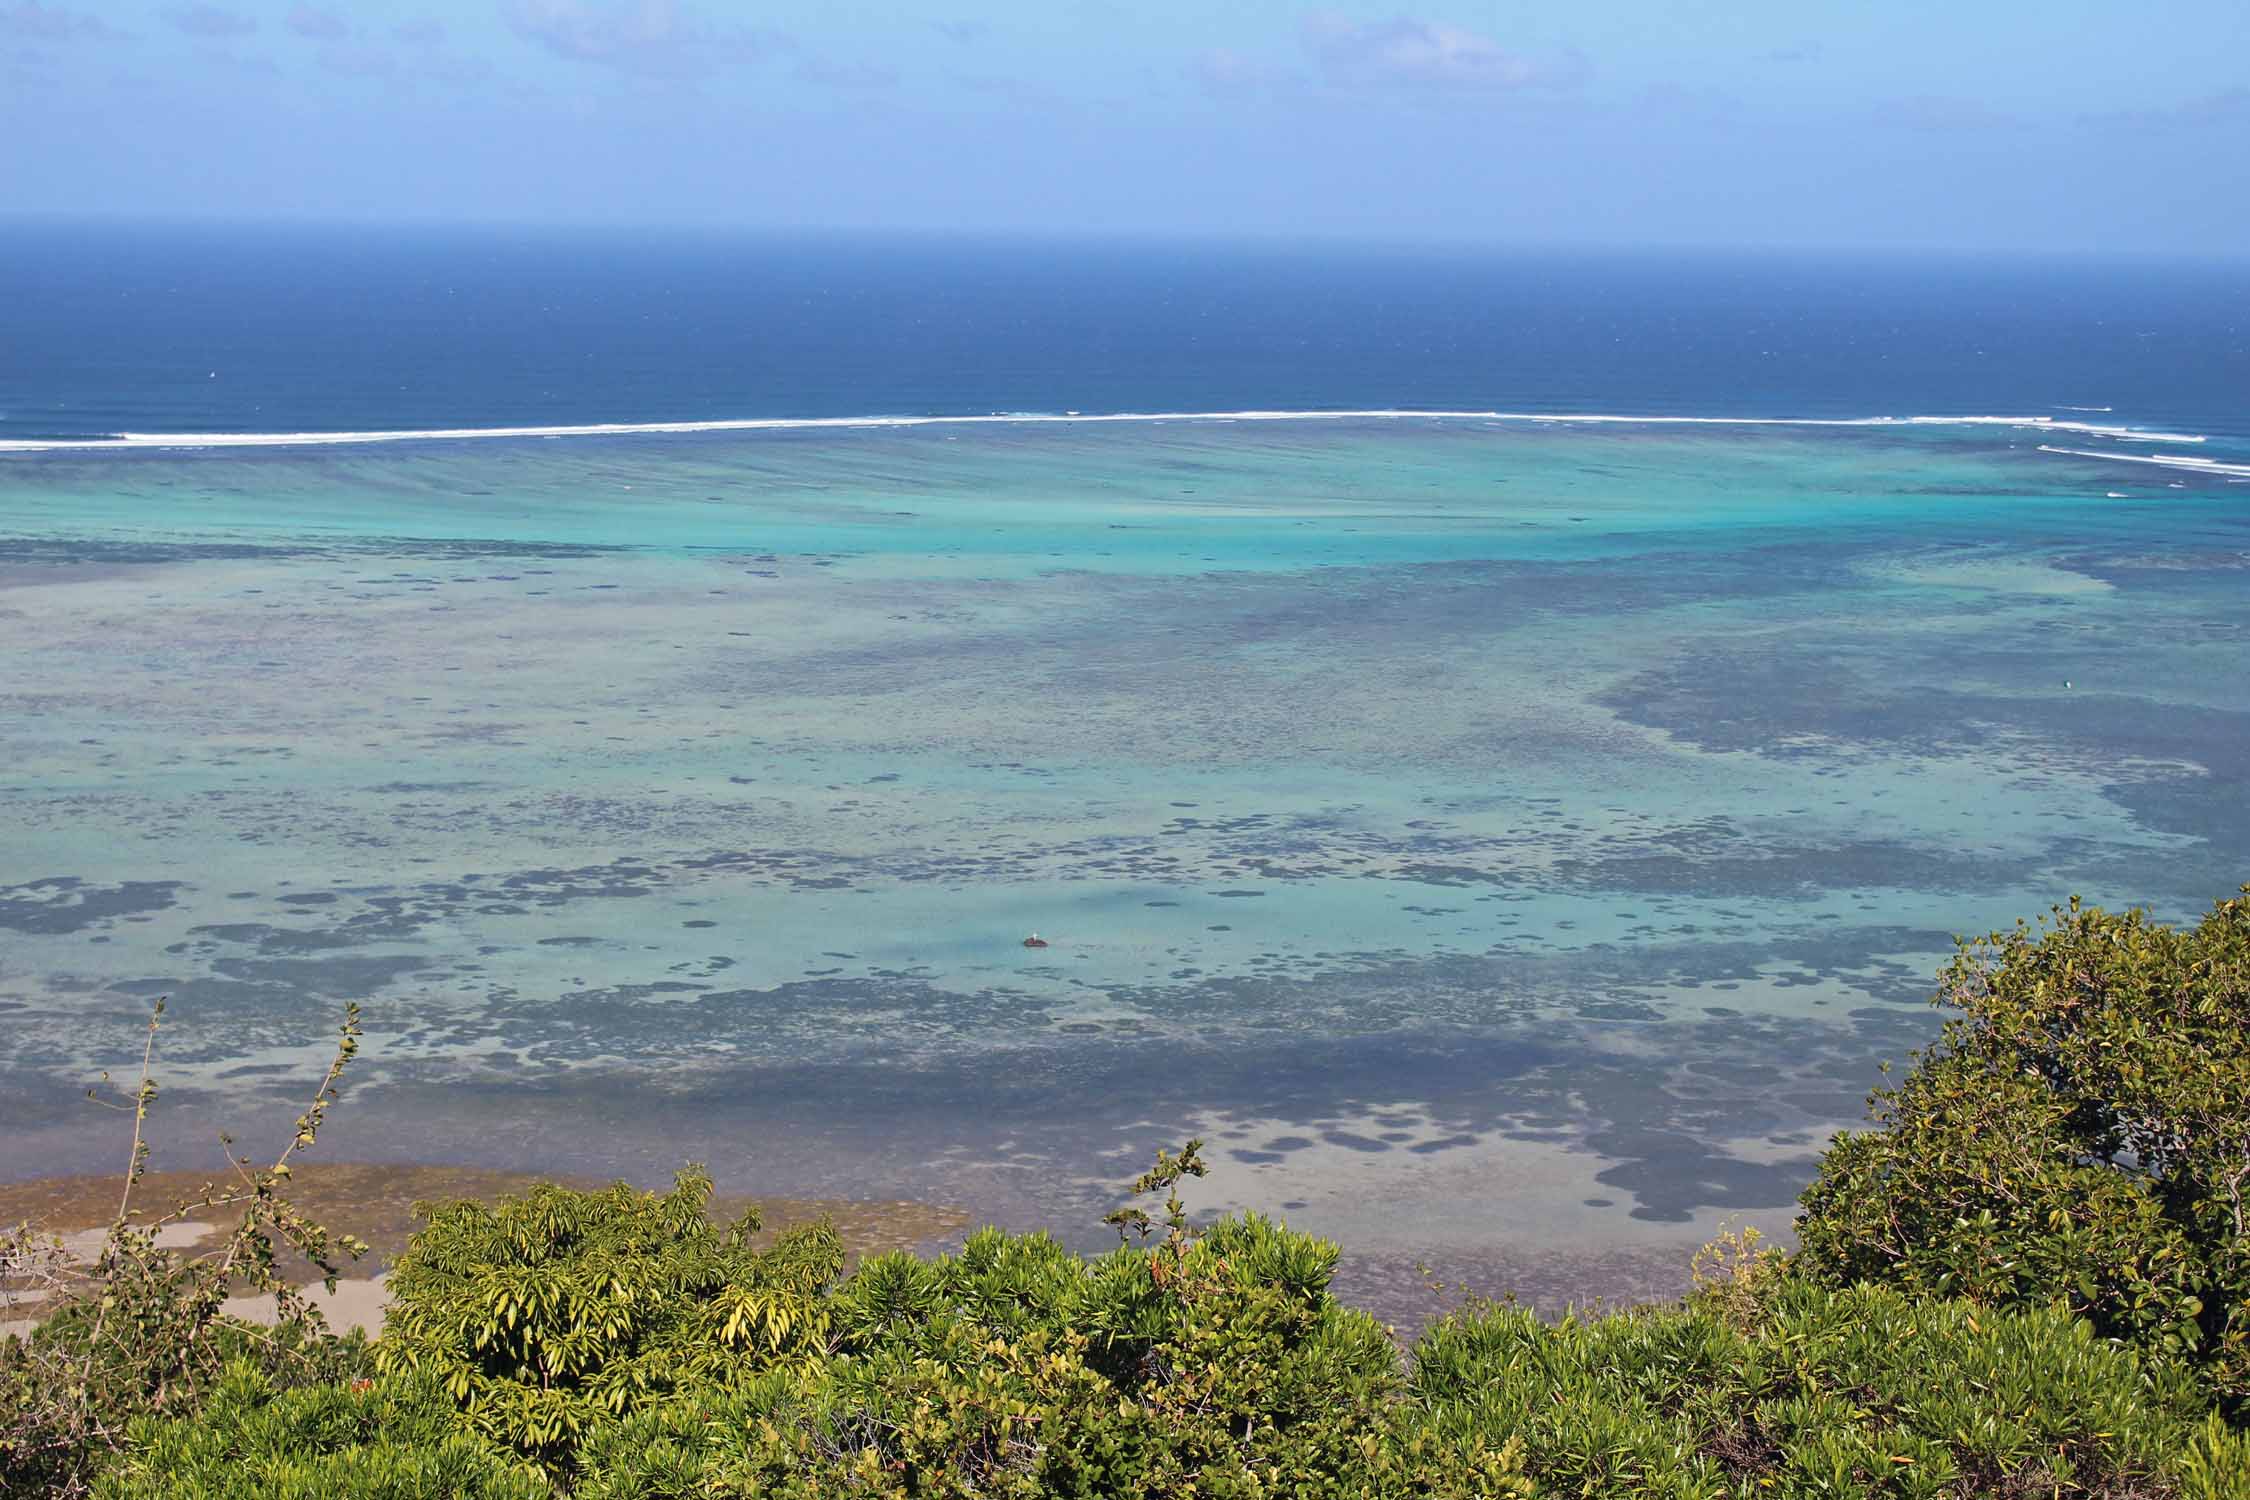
top-left (3, 415), bottom-right (2245, 1304)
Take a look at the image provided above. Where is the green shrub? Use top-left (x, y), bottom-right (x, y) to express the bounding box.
top-left (90, 1362), bottom-right (547, 1500)
top-left (1411, 1278), bottom-right (2245, 1497)
top-left (110, 1276), bottom-right (2250, 1500)
top-left (373, 1167), bottom-right (842, 1473)
top-left (573, 1205), bottom-right (1521, 1499)
top-left (98, 1136), bottom-right (2250, 1498)
top-left (569, 1142), bottom-right (1464, 1497)
top-left (1795, 889), bottom-right (2250, 1417)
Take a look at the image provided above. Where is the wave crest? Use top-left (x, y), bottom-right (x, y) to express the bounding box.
top-left (0, 409), bottom-right (2213, 453)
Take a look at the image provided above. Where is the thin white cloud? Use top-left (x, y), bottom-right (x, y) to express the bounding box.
top-left (2, 0), bottom-right (119, 41)
top-left (507, 0), bottom-right (789, 78)
top-left (286, 3), bottom-right (347, 41)
top-left (1303, 13), bottom-right (1586, 91)
top-left (164, 3), bottom-right (255, 39)
top-left (1188, 47), bottom-right (1294, 98)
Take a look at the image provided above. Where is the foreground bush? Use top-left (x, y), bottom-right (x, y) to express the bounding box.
top-left (1417, 1278), bottom-right (2248, 1498)
top-left (569, 1205), bottom-right (1500, 1499)
top-left (91, 1363), bottom-right (545, 1500)
top-left (105, 1146), bottom-right (2250, 1497)
top-left (102, 1242), bottom-right (2248, 1498)
top-left (373, 1169), bottom-right (843, 1473)
top-left (1795, 888), bottom-right (2250, 1418)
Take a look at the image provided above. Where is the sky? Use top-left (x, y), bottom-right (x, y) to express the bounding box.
top-left (4, 0), bottom-right (2248, 252)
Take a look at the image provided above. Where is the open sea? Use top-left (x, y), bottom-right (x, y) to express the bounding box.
top-left (3, 227), bottom-right (2247, 1309)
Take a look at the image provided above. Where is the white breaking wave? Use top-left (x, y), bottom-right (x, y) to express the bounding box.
top-left (0, 408), bottom-right (2214, 453)
top-left (2037, 446), bottom-right (2250, 478)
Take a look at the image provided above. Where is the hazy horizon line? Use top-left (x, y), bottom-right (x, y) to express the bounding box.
top-left (3, 211), bottom-right (2245, 267)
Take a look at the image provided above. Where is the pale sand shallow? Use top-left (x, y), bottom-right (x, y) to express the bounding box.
top-left (1166, 1113), bottom-right (1789, 1322)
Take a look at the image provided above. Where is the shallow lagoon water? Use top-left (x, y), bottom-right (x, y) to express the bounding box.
top-left (3, 416), bottom-right (2246, 1307)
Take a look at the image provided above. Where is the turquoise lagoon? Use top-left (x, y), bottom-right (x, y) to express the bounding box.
top-left (2, 416), bottom-right (2245, 1304)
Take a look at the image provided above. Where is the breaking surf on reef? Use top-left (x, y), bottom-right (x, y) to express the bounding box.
top-left (0, 406), bottom-right (2213, 453)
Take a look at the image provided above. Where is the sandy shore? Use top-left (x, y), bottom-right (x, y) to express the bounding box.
top-left (1, 1152), bottom-right (1738, 1341)
top-left (1, 1161), bottom-right (972, 1340)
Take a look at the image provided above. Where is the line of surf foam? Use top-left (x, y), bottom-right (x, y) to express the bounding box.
top-left (0, 410), bottom-right (2211, 453)
top-left (2036, 446), bottom-right (2250, 478)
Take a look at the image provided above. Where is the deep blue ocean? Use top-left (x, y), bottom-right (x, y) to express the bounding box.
top-left (3, 225), bottom-right (2246, 441)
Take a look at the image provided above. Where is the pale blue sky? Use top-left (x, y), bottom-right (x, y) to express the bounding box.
top-left (5, 0), bottom-right (2246, 251)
